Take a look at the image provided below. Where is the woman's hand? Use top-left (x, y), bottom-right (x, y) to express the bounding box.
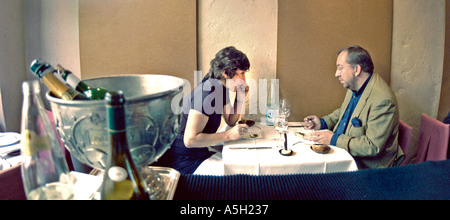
top-left (236, 82), bottom-right (249, 104)
top-left (224, 82), bottom-right (249, 126)
top-left (226, 124), bottom-right (249, 141)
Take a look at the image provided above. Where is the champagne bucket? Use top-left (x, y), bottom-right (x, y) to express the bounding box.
top-left (47, 75), bottom-right (186, 170)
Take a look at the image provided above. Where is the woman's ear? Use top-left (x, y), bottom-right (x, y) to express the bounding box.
top-left (222, 71), bottom-right (228, 79)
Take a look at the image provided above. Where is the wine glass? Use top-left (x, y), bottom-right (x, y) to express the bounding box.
top-left (274, 114), bottom-right (288, 142)
top-left (280, 98), bottom-right (291, 118)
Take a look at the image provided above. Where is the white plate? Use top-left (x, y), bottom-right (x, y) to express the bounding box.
top-left (0, 157), bottom-right (12, 171)
top-left (242, 127), bottom-right (263, 139)
top-left (288, 122), bottom-right (307, 127)
top-left (0, 132), bottom-right (21, 147)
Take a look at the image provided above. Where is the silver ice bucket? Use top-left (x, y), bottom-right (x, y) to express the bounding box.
top-left (47, 75), bottom-right (186, 170)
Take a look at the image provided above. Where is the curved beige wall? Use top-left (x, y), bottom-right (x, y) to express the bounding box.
top-left (277, 0), bottom-right (393, 120)
top-left (198, 0), bottom-right (278, 121)
top-left (391, 0), bottom-right (445, 163)
top-left (79, 0), bottom-right (197, 86)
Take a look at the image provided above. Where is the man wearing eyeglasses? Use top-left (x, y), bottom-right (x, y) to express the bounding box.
top-left (304, 45), bottom-right (404, 169)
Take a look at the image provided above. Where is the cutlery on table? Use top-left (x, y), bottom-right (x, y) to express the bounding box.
top-left (229, 147), bottom-right (272, 150)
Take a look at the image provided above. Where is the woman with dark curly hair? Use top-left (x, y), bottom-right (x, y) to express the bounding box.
top-left (154, 46), bottom-right (251, 174)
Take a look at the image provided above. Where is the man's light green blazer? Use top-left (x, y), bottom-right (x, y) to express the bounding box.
top-left (322, 73), bottom-right (404, 169)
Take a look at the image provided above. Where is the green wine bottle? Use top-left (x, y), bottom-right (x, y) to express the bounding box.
top-left (30, 59), bottom-right (90, 101)
top-left (100, 91), bottom-right (150, 200)
top-left (56, 64), bottom-right (108, 100)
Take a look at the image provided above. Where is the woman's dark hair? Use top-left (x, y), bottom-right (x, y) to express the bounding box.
top-left (204, 46), bottom-right (250, 81)
top-left (338, 45), bottom-right (374, 74)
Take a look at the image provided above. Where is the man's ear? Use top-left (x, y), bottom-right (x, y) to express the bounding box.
top-left (354, 65), bottom-right (362, 77)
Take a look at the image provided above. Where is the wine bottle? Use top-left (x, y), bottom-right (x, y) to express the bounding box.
top-left (20, 80), bottom-right (74, 200)
top-left (55, 64), bottom-right (108, 100)
top-left (100, 91), bottom-right (150, 200)
top-left (29, 59), bottom-right (90, 101)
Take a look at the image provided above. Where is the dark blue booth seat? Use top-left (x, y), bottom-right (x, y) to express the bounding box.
top-left (174, 160), bottom-right (450, 200)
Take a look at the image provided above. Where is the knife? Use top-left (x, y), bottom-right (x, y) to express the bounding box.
top-left (229, 147), bottom-right (272, 150)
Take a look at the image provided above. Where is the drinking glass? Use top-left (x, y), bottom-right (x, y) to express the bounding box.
top-left (274, 114), bottom-right (288, 141)
top-left (280, 98), bottom-right (291, 118)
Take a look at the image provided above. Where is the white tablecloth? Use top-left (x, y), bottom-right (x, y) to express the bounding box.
top-left (222, 124), bottom-right (358, 175)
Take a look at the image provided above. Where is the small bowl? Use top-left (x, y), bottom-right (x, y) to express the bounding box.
top-left (310, 144), bottom-right (331, 154)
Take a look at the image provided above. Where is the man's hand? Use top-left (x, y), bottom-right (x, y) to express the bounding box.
top-left (304, 115), bottom-right (322, 130)
top-left (310, 130), bottom-right (334, 145)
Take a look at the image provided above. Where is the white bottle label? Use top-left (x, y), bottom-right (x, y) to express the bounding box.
top-left (108, 166), bottom-right (128, 182)
top-left (266, 106), bottom-right (279, 126)
top-left (65, 73), bottom-right (81, 88)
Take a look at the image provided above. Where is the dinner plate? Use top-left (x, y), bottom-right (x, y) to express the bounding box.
top-left (288, 122), bottom-right (307, 127)
top-left (0, 157), bottom-right (11, 171)
top-left (242, 127), bottom-right (262, 139)
top-left (293, 130), bottom-right (314, 138)
top-left (0, 132), bottom-right (21, 147)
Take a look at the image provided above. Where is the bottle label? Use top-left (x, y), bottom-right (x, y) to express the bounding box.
top-left (266, 106), bottom-right (278, 126)
top-left (61, 89), bottom-right (78, 100)
top-left (22, 130), bottom-right (50, 156)
top-left (108, 166), bottom-right (128, 182)
top-left (42, 74), bottom-right (71, 98)
top-left (65, 73), bottom-right (82, 89)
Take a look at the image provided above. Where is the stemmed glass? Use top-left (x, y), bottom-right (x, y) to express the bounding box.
top-left (274, 113), bottom-right (288, 142)
top-left (280, 98), bottom-right (291, 118)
